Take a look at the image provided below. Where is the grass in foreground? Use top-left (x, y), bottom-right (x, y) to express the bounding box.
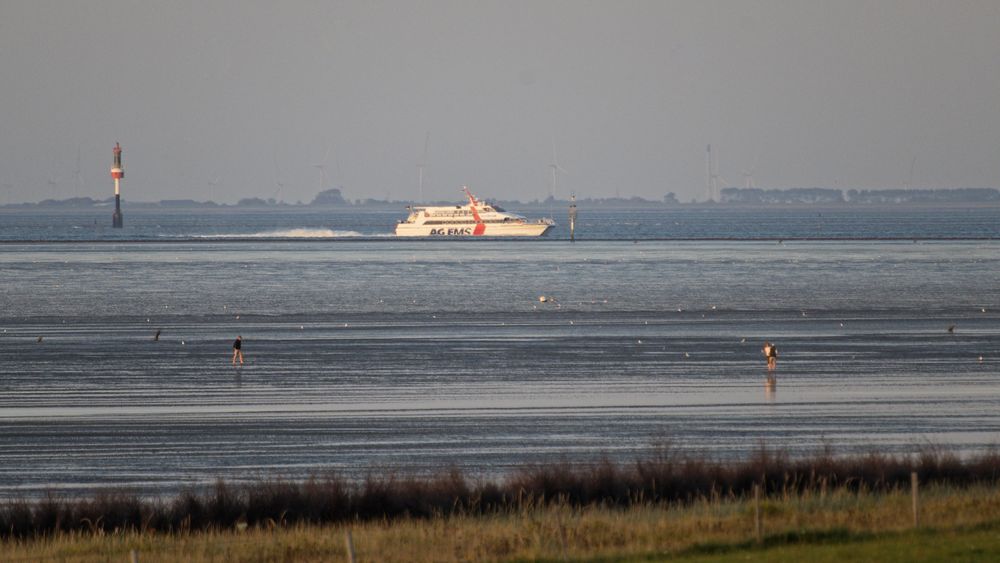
top-left (669, 523), bottom-right (1000, 563)
top-left (5, 484), bottom-right (1000, 562)
top-left (5, 446), bottom-right (1000, 539)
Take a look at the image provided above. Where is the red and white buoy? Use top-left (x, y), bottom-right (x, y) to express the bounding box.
top-left (111, 142), bottom-right (123, 228)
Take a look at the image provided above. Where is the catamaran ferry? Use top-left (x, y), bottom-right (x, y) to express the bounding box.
top-left (395, 187), bottom-right (555, 237)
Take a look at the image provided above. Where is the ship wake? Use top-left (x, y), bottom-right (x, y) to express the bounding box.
top-left (194, 228), bottom-right (368, 238)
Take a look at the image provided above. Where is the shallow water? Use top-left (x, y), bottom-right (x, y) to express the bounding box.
top-left (0, 235), bottom-right (997, 498)
top-left (1, 206), bottom-right (999, 241)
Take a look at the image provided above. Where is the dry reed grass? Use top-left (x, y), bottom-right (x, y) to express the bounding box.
top-left (2, 446), bottom-right (999, 541)
top-left (3, 483), bottom-right (1000, 562)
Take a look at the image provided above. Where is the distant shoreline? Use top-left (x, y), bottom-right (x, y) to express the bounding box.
top-left (4, 184), bottom-right (1000, 212)
top-left (3, 201), bottom-right (1000, 212)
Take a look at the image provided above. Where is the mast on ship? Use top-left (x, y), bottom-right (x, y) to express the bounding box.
top-left (462, 186), bottom-right (486, 235)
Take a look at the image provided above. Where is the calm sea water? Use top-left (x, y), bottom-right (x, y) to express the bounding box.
top-left (0, 205), bottom-right (999, 240)
top-left (0, 208), bottom-right (998, 497)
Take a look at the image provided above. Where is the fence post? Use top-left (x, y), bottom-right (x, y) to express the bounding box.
top-left (754, 483), bottom-right (763, 543)
top-left (911, 471), bottom-right (919, 527)
top-left (345, 529), bottom-right (357, 563)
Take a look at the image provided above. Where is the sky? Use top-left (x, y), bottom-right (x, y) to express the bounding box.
top-left (1, 0), bottom-right (999, 204)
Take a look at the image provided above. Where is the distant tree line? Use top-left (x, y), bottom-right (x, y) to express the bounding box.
top-left (845, 188), bottom-right (1000, 203)
top-left (721, 187), bottom-right (844, 204)
top-left (6, 186), bottom-right (1000, 210)
top-left (721, 187), bottom-right (1000, 204)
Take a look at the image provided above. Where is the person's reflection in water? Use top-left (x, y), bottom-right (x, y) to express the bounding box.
top-left (764, 375), bottom-right (776, 402)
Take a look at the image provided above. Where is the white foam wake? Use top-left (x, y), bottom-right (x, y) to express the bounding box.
top-left (195, 228), bottom-right (366, 238)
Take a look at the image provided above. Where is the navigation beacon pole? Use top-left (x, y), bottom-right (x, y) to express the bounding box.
top-left (568, 193), bottom-right (577, 242)
top-left (111, 142), bottom-right (124, 228)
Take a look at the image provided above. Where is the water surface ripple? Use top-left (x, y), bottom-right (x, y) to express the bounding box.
top-left (1, 239), bottom-right (998, 497)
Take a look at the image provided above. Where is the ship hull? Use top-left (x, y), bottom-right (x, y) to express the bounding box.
top-left (395, 222), bottom-right (553, 237)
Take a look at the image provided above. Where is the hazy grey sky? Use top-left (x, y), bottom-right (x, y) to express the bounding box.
top-left (2, 0), bottom-right (998, 204)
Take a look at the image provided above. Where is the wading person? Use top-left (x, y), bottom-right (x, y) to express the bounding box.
top-left (762, 341), bottom-right (778, 370)
top-left (760, 340), bottom-right (774, 370)
top-left (232, 335), bottom-right (244, 366)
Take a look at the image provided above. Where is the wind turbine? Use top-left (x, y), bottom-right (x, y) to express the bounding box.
top-left (548, 140), bottom-right (569, 201)
top-left (74, 146), bottom-right (83, 198)
top-left (713, 171), bottom-right (731, 198)
top-left (904, 155), bottom-right (917, 189)
top-left (47, 176), bottom-right (59, 200)
top-left (313, 144), bottom-right (331, 192)
top-left (272, 150), bottom-right (286, 202)
top-left (208, 176), bottom-right (221, 204)
top-left (417, 132), bottom-right (429, 203)
top-left (705, 145), bottom-right (720, 201)
top-left (742, 156), bottom-right (758, 189)
top-left (705, 144), bottom-right (729, 201)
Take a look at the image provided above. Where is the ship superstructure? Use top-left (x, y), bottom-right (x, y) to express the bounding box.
top-left (395, 187), bottom-right (554, 237)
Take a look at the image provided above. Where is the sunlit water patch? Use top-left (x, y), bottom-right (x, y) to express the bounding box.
top-left (0, 239), bottom-right (998, 497)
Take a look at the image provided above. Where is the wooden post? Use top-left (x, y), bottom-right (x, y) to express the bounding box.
top-left (129, 549), bottom-right (139, 563)
top-left (345, 529), bottom-right (357, 563)
top-left (911, 471), bottom-right (919, 527)
top-left (754, 483), bottom-right (763, 543)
